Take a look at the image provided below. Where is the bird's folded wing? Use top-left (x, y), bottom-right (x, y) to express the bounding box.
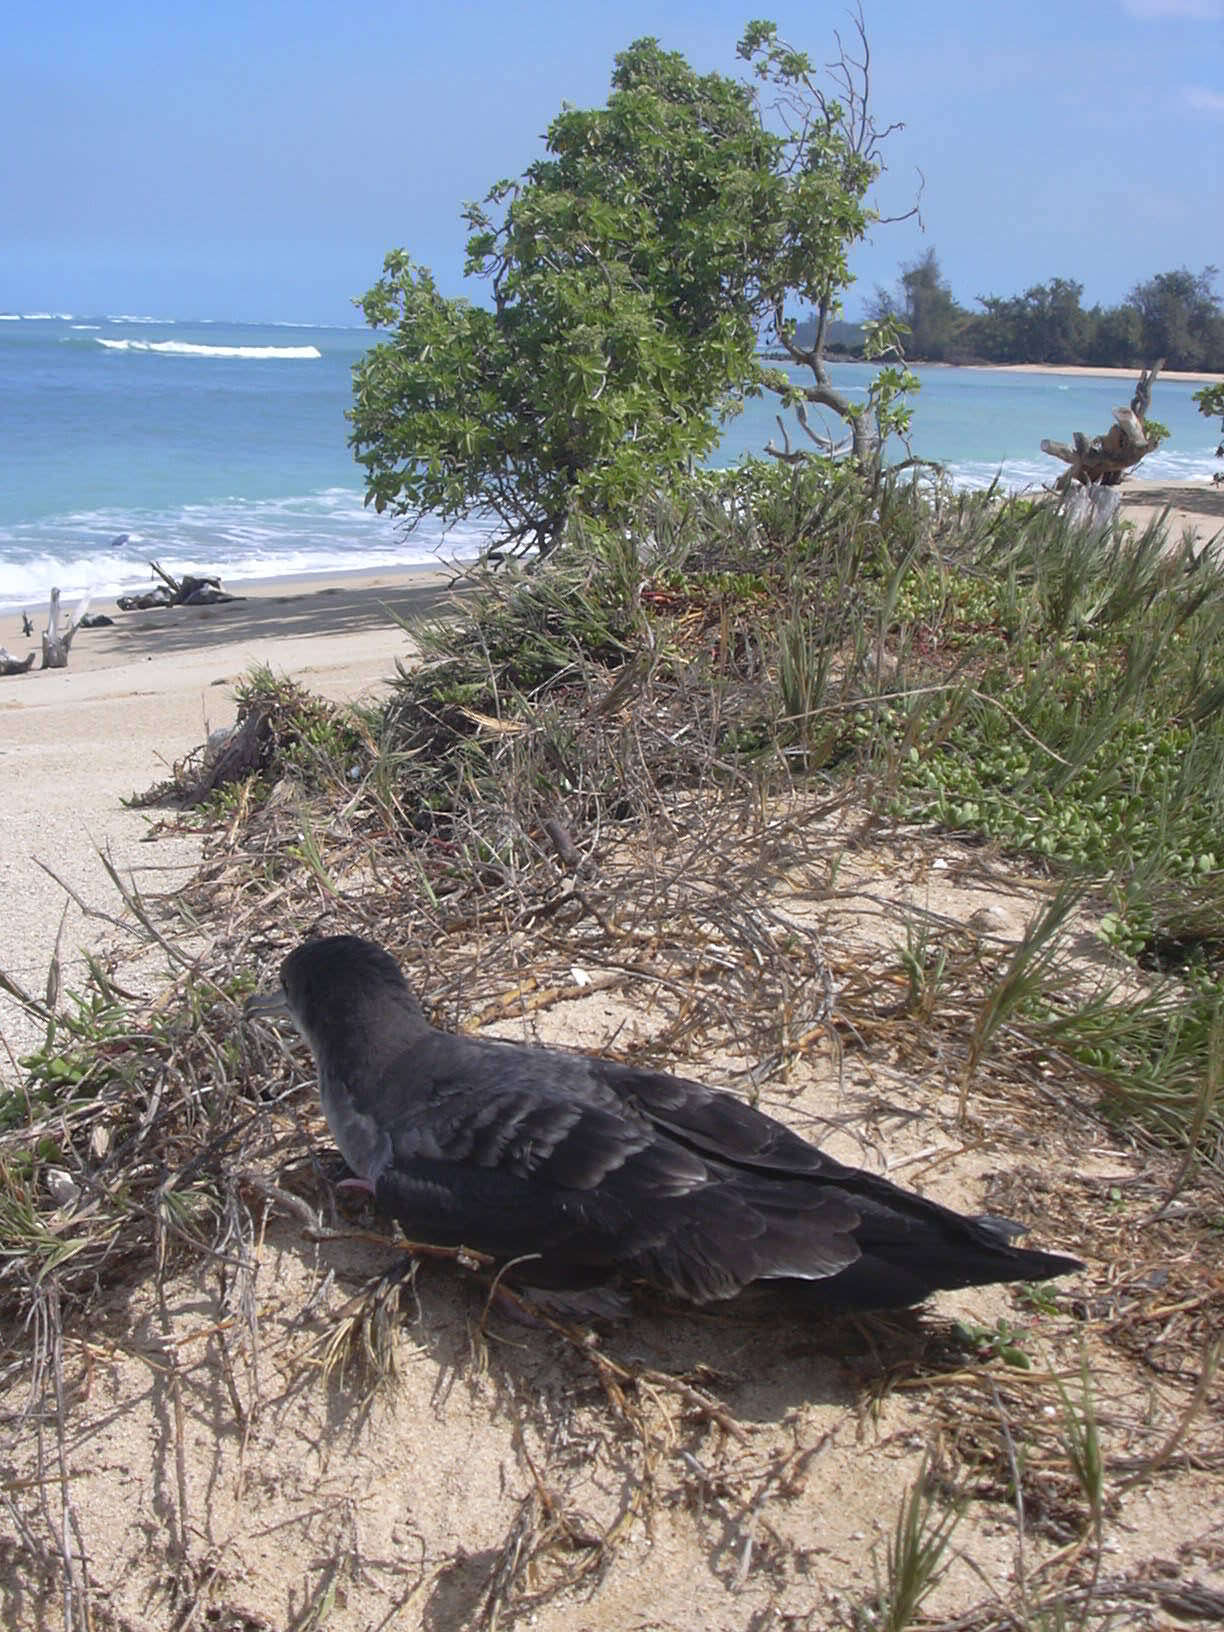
top-left (591, 1058), bottom-right (851, 1179)
top-left (383, 1060), bottom-right (711, 1195)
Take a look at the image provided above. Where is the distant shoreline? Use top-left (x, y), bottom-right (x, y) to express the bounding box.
top-left (975, 362), bottom-right (1222, 385)
top-left (804, 356), bottom-right (1224, 385)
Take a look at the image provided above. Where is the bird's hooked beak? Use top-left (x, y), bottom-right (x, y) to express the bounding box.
top-left (244, 987), bottom-right (292, 1023)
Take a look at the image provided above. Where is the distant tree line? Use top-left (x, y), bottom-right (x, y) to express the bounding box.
top-left (798, 251), bottom-right (1224, 372)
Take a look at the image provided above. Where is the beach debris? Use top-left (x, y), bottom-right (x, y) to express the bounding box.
top-left (79, 613), bottom-right (114, 628)
top-left (0, 646), bottom-right (36, 676)
top-left (41, 586), bottom-right (92, 669)
top-left (20, 612), bottom-right (33, 636)
top-left (115, 559), bottom-right (244, 611)
top-left (1041, 358), bottom-right (1166, 490)
top-left (116, 585), bottom-right (174, 610)
top-left (1061, 482), bottom-right (1122, 534)
top-left (44, 1167), bottom-right (81, 1210)
top-left (131, 671), bottom-right (336, 807)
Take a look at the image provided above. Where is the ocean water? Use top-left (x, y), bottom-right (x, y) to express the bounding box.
top-left (1, 311), bottom-right (1219, 610)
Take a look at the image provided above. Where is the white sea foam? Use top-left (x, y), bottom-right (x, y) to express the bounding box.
top-left (0, 313), bottom-right (20, 321)
top-left (106, 314), bottom-right (173, 324)
top-left (21, 311), bottom-right (74, 321)
top-left (944, 458), bottom-right (1061, 492)
top-left (0, 488), bottom-right (488, 608)
top-left (70, 323), bottom-right (101, 331)
top-left (95, 338), bottom-right (322, 360)
top-left (944, 442), bottom-right (1220, 492)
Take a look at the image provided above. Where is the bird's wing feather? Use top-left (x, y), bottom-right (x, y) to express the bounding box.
top-left (589, 1057), bottom-right (851, 1179)
top-left (379, 1032), bottom-right (710, 1194)
top-left (374, 1157), bottom-right (637, 1268)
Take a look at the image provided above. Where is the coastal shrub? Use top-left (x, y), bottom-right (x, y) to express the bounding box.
top-left (349, 19), bottom-right (906, 557)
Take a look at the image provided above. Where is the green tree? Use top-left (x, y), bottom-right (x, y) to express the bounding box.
top-left (975, 278), bottom-right (1088, 363)
top-left (1128, 267), bottom-right (1223, 371)
top-left (351, 40), bottom-right (776, 555)
top-left (350, 14), bottom-right (908, 554)
top-left (1089, 302), bottom-right (1143, 369)
top-left (896, 250), bottom-right (967, 360)
top-left (1195, 381), bottom-right (1224, 484)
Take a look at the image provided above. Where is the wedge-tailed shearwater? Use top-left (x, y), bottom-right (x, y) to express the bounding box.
top-left (246, 935), bottom-right (1081, 1308)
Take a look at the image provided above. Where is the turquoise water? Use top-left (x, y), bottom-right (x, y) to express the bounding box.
top-left (1, 312), bottom-right (1218, 608)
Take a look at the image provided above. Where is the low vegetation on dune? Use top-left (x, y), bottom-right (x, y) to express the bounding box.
top-left (2, 461), bottom-right (1222, 1630)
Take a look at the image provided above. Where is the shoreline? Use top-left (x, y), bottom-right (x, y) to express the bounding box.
top-left (1, 561), bottom-right (460, 677)
top-left (986, 362), bottom-right (1223, 384)
top-left (813, 357), bottom-right (1224, 384)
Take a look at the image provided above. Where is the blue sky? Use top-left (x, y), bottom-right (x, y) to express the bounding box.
top-left (3, 0), bottom-right (1220, 324)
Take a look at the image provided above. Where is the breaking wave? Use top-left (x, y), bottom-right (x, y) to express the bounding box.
top-left (96, 338), bottom-right (322, 360)
top-left (0, 488), bottom-right (488, 608)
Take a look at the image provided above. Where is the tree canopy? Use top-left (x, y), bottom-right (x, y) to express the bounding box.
top-left (871, 250), bottom-right (968, 362)
top-left (349, 16), bottom-right (892, 556)
top-left (865, 255), bottom-right (1224, 371)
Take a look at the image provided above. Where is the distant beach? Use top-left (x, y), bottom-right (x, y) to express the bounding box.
top-left (990, 362), bottom-right (1223, 385)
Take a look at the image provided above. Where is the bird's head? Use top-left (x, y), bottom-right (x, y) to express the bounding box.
top-left (244, 935), bottom-right (425, 1058)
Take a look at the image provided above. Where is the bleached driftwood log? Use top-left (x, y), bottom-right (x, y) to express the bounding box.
top-left (115, 560), bottom-right (241, 611)
top-left (1041, 359), bottom-right (1165, 490)
top-left (1061, 483), bottom-right (1122, 534)
top-left (40, 587), bottom-right (92, 669)
top-left (0, 647), bottom-right (36, 676)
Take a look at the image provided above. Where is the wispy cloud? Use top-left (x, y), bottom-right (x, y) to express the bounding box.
top-left (1123, 0), bottom-right (1223, 17)
top-left (1186, 84), bottom-right (1224, 113)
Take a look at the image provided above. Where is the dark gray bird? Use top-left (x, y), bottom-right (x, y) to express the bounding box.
top-left (246, 935), bottom-right (1081, 1309)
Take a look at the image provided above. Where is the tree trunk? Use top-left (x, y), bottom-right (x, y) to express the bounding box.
top-left (40, 587), bottom-right (91, 669)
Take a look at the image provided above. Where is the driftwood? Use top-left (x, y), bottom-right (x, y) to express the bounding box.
top-left (41, 586), bottom-right (92, 668)
top-left (2, 587), bottom-right (94, 676)
top-left (116, 560), bottom-right (242, 611)
top-left (0, 647), bottom-right (36, 677)
top-left (1041, 359), bottom-right (1165, 489)
top-left (1060, 483), bottom-right (1122, 534)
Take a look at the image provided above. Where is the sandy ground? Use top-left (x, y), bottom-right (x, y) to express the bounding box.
top-left (2, 804), bottom-right (1219, 1630)
top-left (1117, 476), bottom-right (1224, 547)
top-left (0, 566), bottom-right (459, 1078)
top-left (991, 363), bottom-right (1223, 384)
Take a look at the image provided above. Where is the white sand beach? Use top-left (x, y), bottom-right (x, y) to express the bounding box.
top-left (0, 566), bottom-right (458, 1076)
top-left (991, 362), bottom-right (1224, 385)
